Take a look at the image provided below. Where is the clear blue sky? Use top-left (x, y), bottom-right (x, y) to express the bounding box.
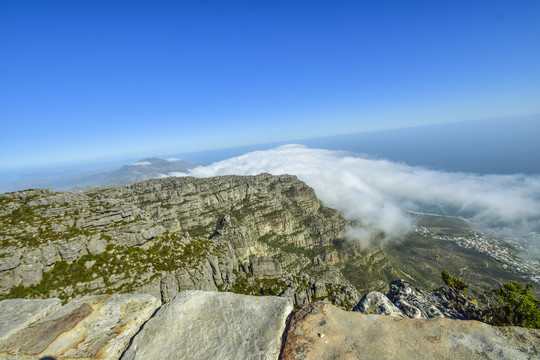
top-left (1, 0), bottom-right (540, 170)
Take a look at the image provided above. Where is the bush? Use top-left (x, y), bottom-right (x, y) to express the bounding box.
top-left (488, 281), bottom-right (540, 328)
top-left (441, 270), bottom-right (468, 291)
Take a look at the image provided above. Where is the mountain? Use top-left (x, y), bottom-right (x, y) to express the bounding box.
top-left (0, 157), bottom-right (197, 193)
top-left (0, 174), bottom-right (530, 308)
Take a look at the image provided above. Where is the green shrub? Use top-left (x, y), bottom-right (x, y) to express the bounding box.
top-left (441, 270), bottom-right (468, 291)
top-left (488, 281), bottom-right (540, 328)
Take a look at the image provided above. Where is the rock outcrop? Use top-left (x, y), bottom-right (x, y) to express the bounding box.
top-left (1, 292), bottom-right (538, 360)
top-left (0, 294), bottom-right (160, 360)
top-left (354, 279), bottom-right (480, 320)
top-left (281, 302), bottom-right (540, 360)
top-left (121, 291), bottom-right (293, 360)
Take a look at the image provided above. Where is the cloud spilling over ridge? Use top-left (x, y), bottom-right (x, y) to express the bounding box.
top-left (168, 145), bottom-right (540, 246)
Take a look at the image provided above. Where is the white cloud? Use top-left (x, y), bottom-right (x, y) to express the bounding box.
top-left (168, 145), bottom-right (540, 247)
top-left (166, 158), bottom-right (182, 162)
top-left (131, 161), bottom-right (151, 166)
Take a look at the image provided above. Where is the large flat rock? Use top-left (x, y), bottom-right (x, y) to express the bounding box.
top-left (281, 302), bottom-right (540, 360)
top-left (121, 290), bottom-right (294, 360)
top-left (0, 294), bottom-right (160, 360)
top-left (0, 298), bottom-right (62, 343)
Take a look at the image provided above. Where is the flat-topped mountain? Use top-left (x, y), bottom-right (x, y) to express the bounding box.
top-left (0, 173), bottom-right (532, 309)
top-left (0, 174), bottom-right (359, 308)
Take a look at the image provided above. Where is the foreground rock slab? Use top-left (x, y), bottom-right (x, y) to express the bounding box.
top-left (0, 298), bottom-right (61, 343)
top-left (0, 294), bottom-right (160, 360)
top-left (281, 302), bottom-right (540, 360)
top-left (121, 290), bottom-right (293, 360)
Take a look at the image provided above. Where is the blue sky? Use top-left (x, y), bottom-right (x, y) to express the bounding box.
top-left (1, 0), bottom-right (540, 170)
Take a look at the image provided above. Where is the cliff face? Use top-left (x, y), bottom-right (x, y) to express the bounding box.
top-left (0, 174), bottom-right (360, 308)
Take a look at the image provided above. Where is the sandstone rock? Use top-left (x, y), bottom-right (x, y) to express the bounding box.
top-left (0, 294), bottom-right (160, 360)
top-left (314, 280), bottom-right (328, 298)
top-left (41, 244), bottom-right (58, 266)
top-left (0, 298), bottom-right (61, 343)
top-left (121, 291), bottom-right (293, 360)
top-left (250, 256), bottom-right (282, 278)
top-left (175, 269), bottom-right (196, 291)
top-left (57, 239), bottom-right (86, 263)
top-left (353, 291), bottom-right (406, 317)
top-left (133, 278), bottom-right (161, 301)
top-left (191, 260), bottom-right (218, 291)
top-left (160, 274), bottom-right (179, 303)
top-left (14, 263), bottom-right (43, 287)
top-left (86, 236), bottom-right (107, 255)
top-left (281, 302), bottom-right (540, 360)
top-left (0, 279), bottom-right (12, 293)
top-left (387, 279), bottom-right (467, 319)
top-left (0, 252), bottom-right (21, 272)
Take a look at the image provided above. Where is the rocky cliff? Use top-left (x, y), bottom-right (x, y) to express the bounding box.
top-left (0, 174), bottom-right (362, 308)
top-left (1, 291), bottom-right (538, 360)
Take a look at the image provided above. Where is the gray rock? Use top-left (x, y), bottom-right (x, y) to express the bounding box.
top-left (86, 235), bottom-right (107, 255)
top-left (250, 256), bottom-right (282, 278)
top-left (387, 280), bottom-right (466, 319)
top-left (176, 269), bottom-right (196, 291)
top-left (0, 298), bottom-right (61, 343)
top-left (192, 260), bottom-right (218, 291)
top-left (0, 279), bottom-right (12, 293)
top-left (57, 239), bottom-right (85, 263)
top-left (160, 274), bottom-right (179, 303)
top-left (133, 278), bottom-right (162, 300)
top-left (14, 263), bottom-right (43, 287)
top-left (314, 281), bottom-right (328, 298)
top-left (41, 244), bottom-right (58, 266)
top-left (353, 291), bottom-right (406, 318)
top-left (122, 291), bottom-right (293, 360)
top-left (0, 252), bottom-right (21, 272)
top-left (0, 294), bottom-right (160, 359)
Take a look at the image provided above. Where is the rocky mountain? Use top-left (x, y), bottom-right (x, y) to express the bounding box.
top-left (0, 173), bottom-right (362, 308)
top-left (1, 172), bottom-right (533, 312)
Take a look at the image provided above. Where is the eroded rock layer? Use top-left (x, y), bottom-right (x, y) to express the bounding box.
top-left (1, 174), bottom-right (363, 308)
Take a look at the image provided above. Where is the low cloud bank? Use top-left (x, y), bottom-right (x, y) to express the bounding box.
top-left (168, 145), bottom-right (540, 247)
top-left (130, 161), bottom-right (151, 166)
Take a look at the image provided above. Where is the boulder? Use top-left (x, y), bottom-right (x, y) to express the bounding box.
top-left (387, 279), bottom-right (469, 319)
top-left (121, 290), bottom-right (293, 360)
top-left (281, 302), bottom-right (540, 360)
top-left (353, 291), bottom-right (405, 317)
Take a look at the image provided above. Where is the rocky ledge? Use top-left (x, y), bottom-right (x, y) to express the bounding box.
top-left (1, 290), bottom-right (538, 360)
